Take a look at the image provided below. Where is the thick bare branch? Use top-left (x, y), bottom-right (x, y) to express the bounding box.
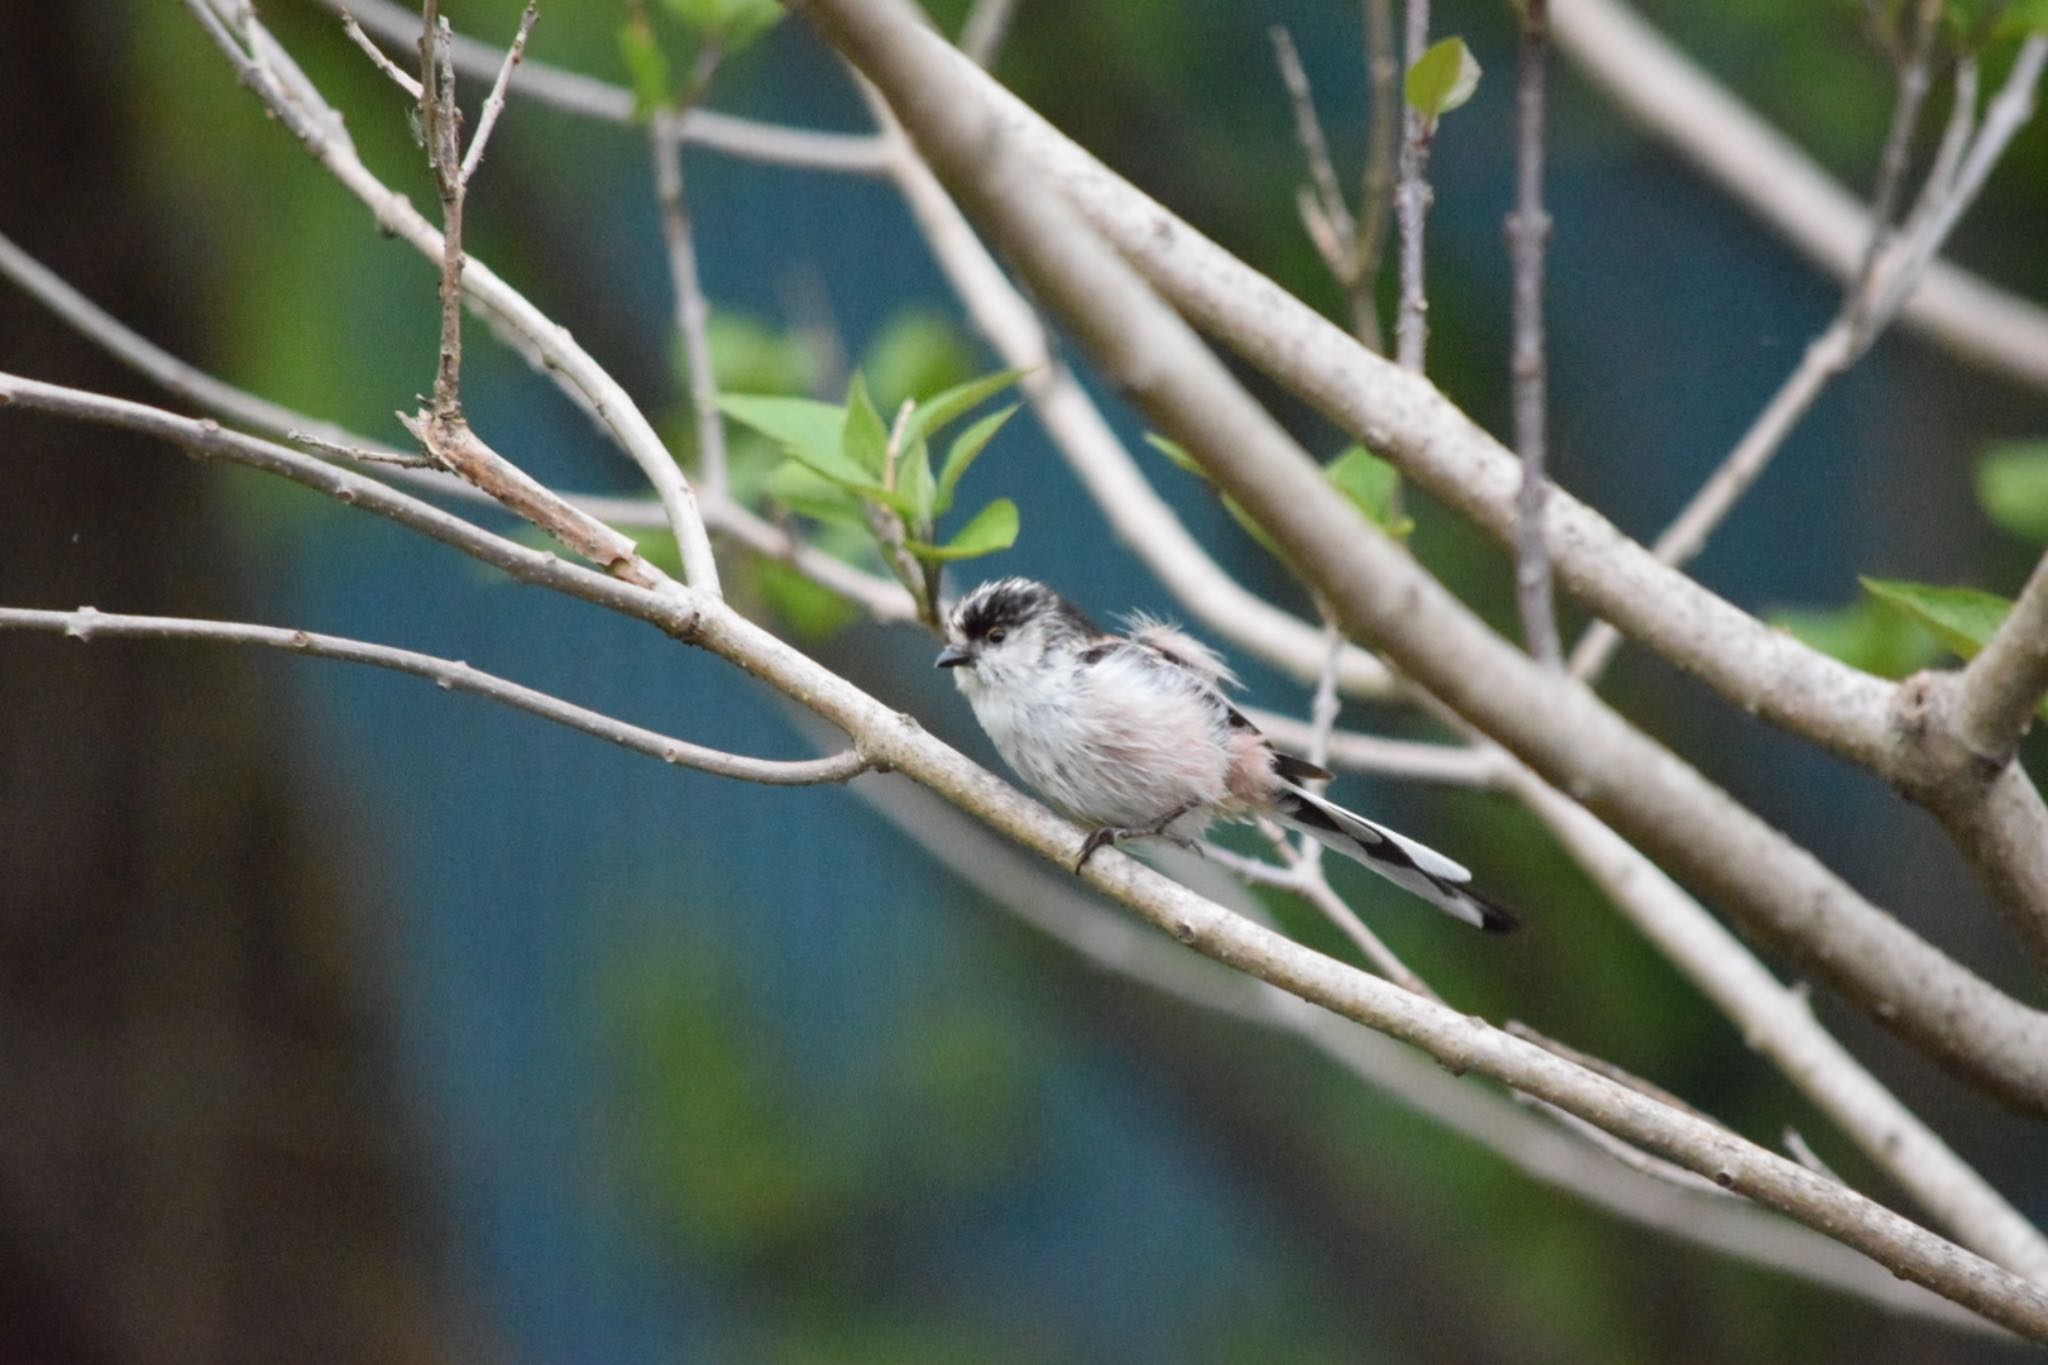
top-left (798, 0), bottom-right (2048, 1114)
top-left (0, 608), bottom-right (869, 785)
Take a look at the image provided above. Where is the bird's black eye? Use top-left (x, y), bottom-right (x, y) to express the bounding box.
top-left (986, 627), bottom-right (1009, 644)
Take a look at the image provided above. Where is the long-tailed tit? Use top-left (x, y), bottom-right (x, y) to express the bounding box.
top-left (936, 578), bottom-right (1517, 933)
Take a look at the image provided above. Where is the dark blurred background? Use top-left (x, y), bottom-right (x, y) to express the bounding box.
top-left (2, 1), bottom-right (2045, 1360)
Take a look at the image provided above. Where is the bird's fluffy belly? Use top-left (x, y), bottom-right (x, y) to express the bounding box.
top-left (974, 685), bottom-right (1228, 829)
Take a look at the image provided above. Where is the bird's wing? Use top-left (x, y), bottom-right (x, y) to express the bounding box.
top-left (1121, 614), bottom-right (1241, 690)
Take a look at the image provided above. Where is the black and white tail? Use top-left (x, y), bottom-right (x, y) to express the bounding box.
top-left (1274, 785), bottom-right (1518, 933)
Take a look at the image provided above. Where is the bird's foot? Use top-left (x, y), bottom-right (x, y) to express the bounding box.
top-left (1075, 826), bottom-right (1131, 871)
top-left (1075, 807), bottom-right (1201, 871)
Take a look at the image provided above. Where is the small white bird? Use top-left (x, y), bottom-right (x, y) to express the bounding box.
top-left (937, 578), bottom-right (1516, 933)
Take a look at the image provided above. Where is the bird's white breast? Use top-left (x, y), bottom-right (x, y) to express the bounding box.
top-left (964, 646), bottom-right (1231, 830)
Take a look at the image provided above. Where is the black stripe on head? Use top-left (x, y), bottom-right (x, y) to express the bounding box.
top-left (953, 578), bottom-right (1099, 643)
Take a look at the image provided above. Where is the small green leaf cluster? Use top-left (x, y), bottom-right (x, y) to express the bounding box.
top-left (722, 369), bottom-right (1024, 620)
top-left (1773, 442), bottom-right (2048, 718)
top-left (1405, 36), bottom-right (1482, 126)
top-left (618, 0), bottom-right (783, 117)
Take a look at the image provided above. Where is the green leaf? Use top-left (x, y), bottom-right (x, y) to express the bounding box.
top-left (906, 498), bottom-right (1019, 561)
top-left (617, 12), bottom-right (672, 119)
top-left (763, 459), bottom-right (867, 529)
top-left (1406, 37), bottom-right (1481, 119)
top-left (864, 312), bottom-right (975, 414)
top-left (751, 558), bottom-right (860, 639)
top-left (1143, 432), bottom-right (1205, 477)
top-left (719, 389), bottom-right (920, 515)
top-left (842, 372), bottom-right (890, 480)
top-left (704, 314), bottom-right (815, 397)
top-left (1326, 445), bottom-right (1413, 538)
top-left (906, 368), bottom-right (1027, 445)
top-left (1976, 441), bottom-right (2048, 542)
top-left (1770, 598), bottom-right (1942, 679)
top-left (934, 404), bottom-right (1018, 516)
top-left (663, 0), bottom-right (784, 52)
top-left (1861, 577), bottom-right (2012, 658)
top-left (718, 393), bottom-right (842, 460)
top-left (718, 392), bottom-right (871, 485)
top-left (897, 435), bottom-right (936, 527)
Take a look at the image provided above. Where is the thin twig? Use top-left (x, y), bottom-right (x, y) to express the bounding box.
top-left (653, 101), bottom-right (731, 494)
top-left (1306, 618), bottom-right (1346, 773)
top-left (1786, 1128), bottom-right (1847, 1186)
top-left (1354, 0), bottom-right (1398, 353)
top-left (1845, 0), bottom-right (1943, 336)
top-left (1393, 0), bottom-right (1434, 371)
top-left (1293, 855), bottom-right (1440, 998)
top-left (1527, 1100), bottom-right (1739, 1197)
top-left (1869, 37), bottom-right (2048, 331)
top-left (1293, 614), bottom-right (1348, 879)
top-left (1950, 549), bottom-right (2048, 766)
top-left (958, 0), bottom-right (1020, 67)
top-left (1272, 27), bottom-right (1358, 262)
top-left (1234, 821), bottom-right (1439, 998)
top-left (1271, 24), bottom-right (1380, 349)
top-left (0, 607), bottom-right (869, 785)
top-left (339, 11), bottom-right (421, 96)
top-left (287, 428), bottom-right (434, 467)
top-left (418, 2), bottom-right (468, 418)
top-left (1507, 0), bottom-right (1561, 667)
top-left (459, 0), bottom-right (539, 186)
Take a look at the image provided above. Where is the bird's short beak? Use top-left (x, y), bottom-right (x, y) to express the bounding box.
top-left (935, 644), bottom-right (972, 669)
